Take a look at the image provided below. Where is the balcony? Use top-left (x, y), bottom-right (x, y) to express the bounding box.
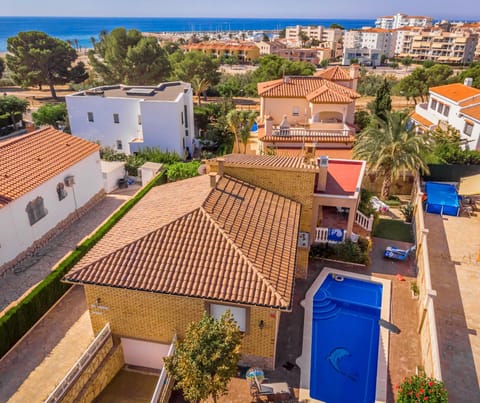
top-left (270, 122), bottom-right (354, 139)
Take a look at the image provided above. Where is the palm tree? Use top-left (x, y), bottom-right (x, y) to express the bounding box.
top-left (227, 110), bottom-right (258, 154)
top-left (353, 111), bottom-right (431, 199)
top-left (191, 77), bottom-right (210, 106)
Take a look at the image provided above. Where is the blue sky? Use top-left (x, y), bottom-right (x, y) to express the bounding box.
top-left (1, 0), bottom-right (477, 20)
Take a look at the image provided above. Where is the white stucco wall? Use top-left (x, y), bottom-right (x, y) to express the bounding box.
top-left (0, 152), bottom-right (103, 267)
top-left (66, 95), bottom-right (141, 153)
top-left (101, 161), bottom-right (126, 193)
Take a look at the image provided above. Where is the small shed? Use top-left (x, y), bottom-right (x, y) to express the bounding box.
top-left (139, 162), bottom-right (163, 187)
top-left (100, 160), bottom-right (126, 193)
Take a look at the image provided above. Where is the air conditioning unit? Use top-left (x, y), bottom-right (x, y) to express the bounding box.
top-left (64, 176), bottom-right (75, 187)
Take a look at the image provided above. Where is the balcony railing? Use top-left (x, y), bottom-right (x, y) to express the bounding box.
top-left (271, 127), bottom-right (352, 138)
top-left (355, 210), bottom-right (374, 232)
top-left (150, 334), bottom-right (177, 403)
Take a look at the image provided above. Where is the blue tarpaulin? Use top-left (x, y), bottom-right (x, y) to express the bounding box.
top-left (425, 182), bottom-right (460, 216)
top-left (327, 228), bottom-right (344, 242)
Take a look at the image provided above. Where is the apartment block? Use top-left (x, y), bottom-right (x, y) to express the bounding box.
top-left (183, 41), bottom-right (260, 63)
top-left (375, 13), bottom-right (433, 29)
top-left (343, 28), bottom-right (397, 62)
top-left (285, 25), bottom-right (343, 50)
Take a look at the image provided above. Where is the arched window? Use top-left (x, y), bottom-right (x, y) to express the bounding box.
top-left (57, 182), bottom-right (67, 201)
top-left (25, 197), bottom-right (48, 226)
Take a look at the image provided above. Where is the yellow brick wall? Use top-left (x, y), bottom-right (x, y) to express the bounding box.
top-left (84, 286), bottom-right (277, 368)
top-left (222, 166), bottom-right (316, 277)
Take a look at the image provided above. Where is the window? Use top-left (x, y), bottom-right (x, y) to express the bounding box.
top-left (443, 105), bottom-right (450, 117)
top-left (87, 112), bottom-right (94, 122)
top-left (210, 304), bottom-right (247, 332)
top-left (113, 113), bottom-right (120, 124)
top-left (430, 99), bottom-right (437, 111)
top-left (184, 105), bottom-right (188, 128)
top-left (181, 112), bottom-right (184, 125)
top-left (464, 121), bottom-right (474, 136)
top-left (437, 103), bottom-right (444, 114)
top-left (26, 197), bottom-right (48, 226)
top-left (56, 183), bottom-right (67, 201)
top-left (185, 129), bottom-right (189, 137)
top-left (138, 115), bottom-right (142, 125)
top-left (292, 106), bottom-right (300, 116)
top-left (116, 140), bottom-right (123, 150)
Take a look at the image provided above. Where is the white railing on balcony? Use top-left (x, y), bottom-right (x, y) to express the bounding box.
top-left (271, 127), bottom-right (351, 137)
top-left (355, 210), bottom-right (374, 232)
top-left (315, 227), bottom-right (347, 244)
top-left (45, 323), bottom-right (111, 403)
top-left (150, 334), bottom-right (177, 403)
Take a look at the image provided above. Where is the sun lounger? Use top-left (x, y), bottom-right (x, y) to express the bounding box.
top-left (384, 245), bottom-right (416, 261)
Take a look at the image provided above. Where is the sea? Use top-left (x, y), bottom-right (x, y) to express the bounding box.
top-left (0, 16), bottom-right (375, 52)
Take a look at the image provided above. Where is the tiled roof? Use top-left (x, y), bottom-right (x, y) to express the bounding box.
top-left (410, 111), bottom-right (434, 128)
top-left (273, 148), bottom-right (353, 159)
top-left (261, 134), bottom-right (355, 144)
top-left (325, 160), bottom-right (364, 196)
top-left (306, 85), bottom-right (354, 104)
top-left (0, 127), bottom-right (99, 209)
top-left (257, 76), bottom-right (360, 102)
top-left (430, 83), bottom-right (480, 103)
top-left (64, 175), bottom-right (301, 310)
top-left (315, 66), bottom-right (352, 81)
top-left (461, 104), bottom-right (480, 121)
top-left (220, 153), bottom-right (320, 171)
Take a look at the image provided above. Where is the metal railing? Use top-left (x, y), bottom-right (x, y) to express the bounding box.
top-left (355, 210), bottom-right (374, 231)
top-left (45, 323), bottom-right (112, 403)
top-left (315, 227), bottom-right (347, 244)
top-left (271, 127), bottom-right (351, 137)
top-left (150, 334), bottom-right (177, 403)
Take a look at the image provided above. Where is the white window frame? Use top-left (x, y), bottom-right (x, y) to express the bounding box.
top-left (464, 121), bottom-right (474, 136)
top-left (87, 112), bottom-right (94, 122)
top-left (113, 113), bottom-right (120, 124)
top-left (209, 303), bottom-right (248, 332)
top-left (116, 140), bottom-right (123, 150)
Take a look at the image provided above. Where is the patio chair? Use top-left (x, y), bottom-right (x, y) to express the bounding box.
top-left (384, 245), bottom-right (416, 261)
top-left (249, 374), bottom-right (291, 402)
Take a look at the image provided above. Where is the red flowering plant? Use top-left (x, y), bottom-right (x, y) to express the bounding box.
top-left (396, 374), bottom-right (448, 402)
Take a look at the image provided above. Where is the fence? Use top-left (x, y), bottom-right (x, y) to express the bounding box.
top-left (45, 323), bottom-right (112, 402)
top-left (412, 175), bottom-right (443, 380)
top-left (355, 210), bottom-right (374, 231)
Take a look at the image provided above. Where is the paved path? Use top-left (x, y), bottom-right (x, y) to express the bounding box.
top-left (426, 213), bottom-right (480, 403)
top-left (0, 186), bottom-right (140, 313)
top-left (0, 286), bottom-right (93, 402)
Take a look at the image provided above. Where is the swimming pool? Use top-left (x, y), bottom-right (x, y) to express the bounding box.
top-left (297, 269), bottom-right (391, 403)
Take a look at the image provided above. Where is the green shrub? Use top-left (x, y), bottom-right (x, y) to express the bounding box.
top-left (309, 238), bottom-right (371, 265)
top-left (396, 374), bottom-right (448, 402)
top-left (0, 171), bottom-right (163, 359)
top-left (165, 161), bottom-right (201, 182)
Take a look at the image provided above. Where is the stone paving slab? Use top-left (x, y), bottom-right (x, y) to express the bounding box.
top-left (425, 213), bottom-right (480, 403)
top-left (0, 286), bottom-right (93, 402)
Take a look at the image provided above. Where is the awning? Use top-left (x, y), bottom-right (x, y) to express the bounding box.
top-left (459, 173), bottom-right (480, 195)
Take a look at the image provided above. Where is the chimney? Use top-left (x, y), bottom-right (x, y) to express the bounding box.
top-left (217, 157), bottom-right (225, 176)
top-left (464, 77), bottom-right (473, 87)
top-left (209, 172), bottom-right (217, 188)
top-left (316, 156), bottom-right (329, 192)
top-left (350, 64), bottom-right (360, 80)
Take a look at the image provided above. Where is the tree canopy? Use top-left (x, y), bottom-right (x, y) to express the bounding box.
top-left (170, 51), bottom-right (221, 86)
top-left (368, 78), bottom-right (392, 119)
top-left (32, 103), bottom-right (68, 130)
top-left (88, 28), bottom-right (171, 85)
top-left (251, 54), bottom-right (316, 83)
top-left (0, 57), bottom-right (4, 80)
top-left (329, 23), bottom-right (344, 29)
top-left (164, 311), bottom-right (242, 403)
top-left (6, 31), bottom-right (88, 98)
top-left (454, 62), bottom-right (480, 88)
top-left (0, 95), bottom-right (29, 127)
top-left (353, 111), bottom-right (431, 198)
top-left (227, 109), bottom-right (257, 153)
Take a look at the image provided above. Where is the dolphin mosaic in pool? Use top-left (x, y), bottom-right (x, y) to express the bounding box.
top-left (326, 347), bottom-right (358, 382)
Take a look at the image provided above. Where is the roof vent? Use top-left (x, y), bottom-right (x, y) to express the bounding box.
top-left (464, 77), bottom-right (473, 87)
top-left (317, 156), bottom-right (329, 167)
top-left (126, 88), bottom-right (155, 96)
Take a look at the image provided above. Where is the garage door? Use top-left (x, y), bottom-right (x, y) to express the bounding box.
top-left (121, 338), bottom-right (170, 370)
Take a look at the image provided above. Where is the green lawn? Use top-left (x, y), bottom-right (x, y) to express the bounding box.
top-left (372, 218), bottom-right (414, 242)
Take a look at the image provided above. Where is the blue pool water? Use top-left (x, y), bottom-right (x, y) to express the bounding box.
top-left (310, 275), bottom-right (382, 403)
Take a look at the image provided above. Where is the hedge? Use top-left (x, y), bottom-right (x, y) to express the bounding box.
top-left (0, 172), bottom-right (164, 359)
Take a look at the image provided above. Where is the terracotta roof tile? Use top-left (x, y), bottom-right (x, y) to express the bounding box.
top-left (306, 85), bottom-right (355, 104)
top-left (315, 66), bottom-right (353, 81)
top-left (273, 148), bottom-right (353, 159)
top-left (64, 175), bottom-right (301, 310)
top-left (219, 153), bottom-right (320, 171)
top-left (430, 83), bottom-right (480, 103)
top-left (461, 104), bottom-right (480, 121)
top-left (0, 127), bottom-right (99, 208)
top-left (410, 111), bottom-right (434, 128)
top-left (257, 76), bottom-right (360, 102)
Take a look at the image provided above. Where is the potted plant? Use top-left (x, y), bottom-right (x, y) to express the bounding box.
top-left (396, 374), bottom-right (448, 402)
top-left (410, 281), bottom-right (419, 299)
top-left (400, 203), bottom-right (414, 223)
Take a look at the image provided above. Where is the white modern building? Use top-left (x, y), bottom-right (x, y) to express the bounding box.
top-left (343, 28), bottom-right (397, 60)
top-left (285, 25), bottom-right (343, 49)
top-left (66, 82), bottom-right (195, 157)
top-left (0, 127), bottom-right (103, 273)
top-left (411, 81), bottom-right (480, 150)
top-left (375, 13), bottom-right (433, 30)
top-left (342, 47), bottom-right (384, 66)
